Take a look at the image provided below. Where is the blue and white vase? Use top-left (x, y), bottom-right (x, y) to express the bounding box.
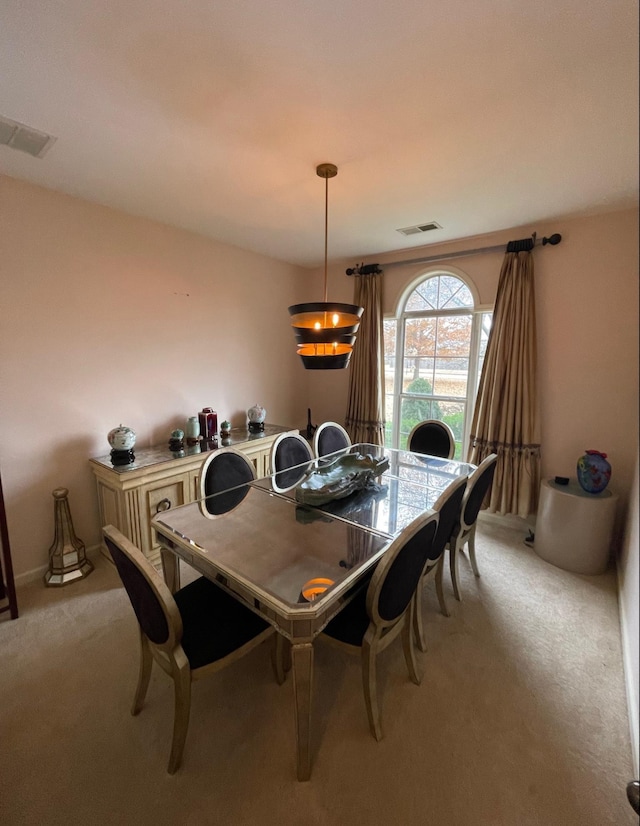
top-left (577, 450), bottom-right (611, 494)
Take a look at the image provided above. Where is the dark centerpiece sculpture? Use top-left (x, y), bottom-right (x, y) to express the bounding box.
top-left (295, 453), bottom-right (389, 506)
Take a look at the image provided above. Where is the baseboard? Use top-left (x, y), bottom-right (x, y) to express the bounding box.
top-left (617, 561), bottom-right (640, 777)
top-left (478, 510), bottom-right (533, 532)
top-left (14, 542), bottom-right (103, 585)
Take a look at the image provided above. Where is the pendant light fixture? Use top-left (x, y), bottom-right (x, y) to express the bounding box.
top-left (288, 163), bottom-right (364, 369)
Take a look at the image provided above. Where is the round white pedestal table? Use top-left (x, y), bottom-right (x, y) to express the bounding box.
top-left (534, 479), bottom-right (618, 575)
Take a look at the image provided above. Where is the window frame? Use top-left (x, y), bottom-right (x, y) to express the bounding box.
top-left (384, 266), bottom-right (492, 456)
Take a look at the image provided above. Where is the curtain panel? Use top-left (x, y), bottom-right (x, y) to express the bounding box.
top-left (345, 272), bottom-right (385, 446)
top-left (468, 251), bottom-right (540, 518)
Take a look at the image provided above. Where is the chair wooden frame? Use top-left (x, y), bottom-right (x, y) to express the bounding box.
top-left (269, 432), bottom-right (314, 492)
top-left (448, 453), bottom-right (498, 601)
top-left (407, 419), bottom-right (456, 460)
top-left (103, 525), bottom-right (278, 774)
top-left (320, 510), bottom-right (439, 742)
top-left (312, 421), bottom-right (352, 459)
top-left (197, 446), bottom-right (256, 502)
top-left (413, 474), bottom-right (469, 652)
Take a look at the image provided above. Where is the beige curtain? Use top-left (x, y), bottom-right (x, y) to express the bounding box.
top-left (345, 272), bottom-right (385, 446)
top-left (467, 250), bottom-right (540, 517)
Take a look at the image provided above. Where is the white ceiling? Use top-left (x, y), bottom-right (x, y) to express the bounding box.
top-left (1, 0), bottom-right (638, 268)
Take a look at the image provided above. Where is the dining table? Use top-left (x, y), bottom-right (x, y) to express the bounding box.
top-left (152, 442), bottom-right (475, 780)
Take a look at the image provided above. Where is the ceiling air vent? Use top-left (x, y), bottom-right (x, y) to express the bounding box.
top-left (0, 115), bottom-right (56, 158)
top-left (397, 221), bottom-right (442, 236)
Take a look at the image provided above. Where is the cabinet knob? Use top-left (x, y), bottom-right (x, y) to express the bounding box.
top-left (156, 498), bottom-right (172, 513)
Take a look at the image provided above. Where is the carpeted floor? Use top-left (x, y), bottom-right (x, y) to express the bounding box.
top-left (0, 518), bottom-right (636, 826)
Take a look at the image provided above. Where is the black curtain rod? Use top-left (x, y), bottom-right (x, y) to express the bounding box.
top-left (346, 232), bottom-right (562, 275)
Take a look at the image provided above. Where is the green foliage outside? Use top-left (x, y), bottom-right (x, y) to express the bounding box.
top-left (400, 378), bottom-right (442, 445)
top-left (385, 378), bottom-right (465, 459)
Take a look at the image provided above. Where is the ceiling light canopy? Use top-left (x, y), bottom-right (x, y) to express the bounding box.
top-left (288, 164), bottom-right (364, 370)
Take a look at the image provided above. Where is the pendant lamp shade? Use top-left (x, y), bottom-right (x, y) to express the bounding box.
top-left (289, 164), bottom-right (364, 370)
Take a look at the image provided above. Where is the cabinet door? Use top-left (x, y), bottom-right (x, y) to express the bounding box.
top-left (237, 445), bottom-right (270, 478)
top-left (142, 474), bottom-right (190, 555)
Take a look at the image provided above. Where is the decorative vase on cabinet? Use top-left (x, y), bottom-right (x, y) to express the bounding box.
top-left (107, 424), bottom-right (136, 466)
top-left (248, 403), bottom-right (266, 433)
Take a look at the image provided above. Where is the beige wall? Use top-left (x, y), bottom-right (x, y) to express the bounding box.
top-left (0, 175), bottom-right (312, 576)
top-left (619, 453), bottom-right (639, 774)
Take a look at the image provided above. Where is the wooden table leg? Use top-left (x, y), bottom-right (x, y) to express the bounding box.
top-left (160, 549), bottom-right (181, 593)
top-left (291, 641), bottom-right (313, 781)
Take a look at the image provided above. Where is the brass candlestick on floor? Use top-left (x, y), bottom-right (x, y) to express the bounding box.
top-left (44, 488), bottom-right (93, 586)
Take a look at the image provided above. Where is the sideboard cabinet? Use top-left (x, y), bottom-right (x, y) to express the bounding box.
top-left (89, 424), bottom-right (296, 567)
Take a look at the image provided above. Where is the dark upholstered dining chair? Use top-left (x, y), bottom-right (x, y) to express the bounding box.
top-left (320, 509), bottom-right (439, 741)
top-left (103, 525), bottom-right (279, 774)
top-left (408, 419), bottom-right (456, 459)
top-left (313, 421), bottom-right (351, 458)
top-left (197, 447), bottom-right (256, 516)
top-left (448, 453), bottom-right (498, 601)
top-left (413, 474), bottom-right (468, 652)
top-left (269, 433), bottom-right (313, 492)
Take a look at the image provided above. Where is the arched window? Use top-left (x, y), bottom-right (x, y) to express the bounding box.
top-left (383, 271), bottom-right (492, 458)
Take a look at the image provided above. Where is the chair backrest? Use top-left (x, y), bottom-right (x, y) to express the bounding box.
top-left (428, 474), bottom-right (468, 562)
top-left (270, 433), bottom-right (313, 492)
top-left (313, 421), bottom-right (351, 458)
top-left (461, 453), bottom-right (498, 529)
top-left (198, 448), bottom-right (256, 515)
top-left (103, 525), bottom-right (181, 649)
top-left (407, 419), bottom-right (455, 460)
top-left (366, 510), bottom-right (439, 628)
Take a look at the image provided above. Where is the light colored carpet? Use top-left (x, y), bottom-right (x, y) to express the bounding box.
top-left (0, 519), bottom-right (636, 826)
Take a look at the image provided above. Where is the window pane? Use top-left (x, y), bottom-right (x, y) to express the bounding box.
top-left (479, 312), bottom-right (492, 361)
top-left (405, 275), bottom-right (475, 312)
top-left (405, 278), bottom-right (439, 312)
top-left (433, 358), bottom-right (468, 398)
top-left (404, 317), bottom-right (436, 358)
top-left (398, 396), bottom-right (439, 448)
top-left (439, 401), bottom-right (466, 459)
top-left (476, 312), bottom-right (493, 392)
top-left (435, 315), bottom-right (472, 357)
top-left (403, 317), bottom-right (436, 391)
top-left (383, 319), bottom-right (397, 399)
top-left (438, 276), bottom-right (473, 309)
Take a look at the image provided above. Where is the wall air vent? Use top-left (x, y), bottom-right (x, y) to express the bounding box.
top-left (397, 221), bottom-right (442, 236)
top-left (0, 115), bottom-right (56, 158)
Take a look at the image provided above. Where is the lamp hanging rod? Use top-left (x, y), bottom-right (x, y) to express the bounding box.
top-left (346, 232), bottom-right (561, 275)
top-left (318, 162), bottom-right (337, 303)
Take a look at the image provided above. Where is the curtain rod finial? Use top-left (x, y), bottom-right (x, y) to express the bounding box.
top-left (346, 263), bottom-right (382, 276)
top-left (542, 233), bottom-right (562, 246)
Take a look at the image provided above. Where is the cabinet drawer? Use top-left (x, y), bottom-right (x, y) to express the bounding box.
top-left (143, 475), bottom-right (190, 552)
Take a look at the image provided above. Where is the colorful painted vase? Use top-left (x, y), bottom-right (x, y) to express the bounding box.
top-left (577, 450), bottom-right (611, 494)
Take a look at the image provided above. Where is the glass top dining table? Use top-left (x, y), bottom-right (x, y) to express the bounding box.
top-left (152, 443), bottom-right (474, 781)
